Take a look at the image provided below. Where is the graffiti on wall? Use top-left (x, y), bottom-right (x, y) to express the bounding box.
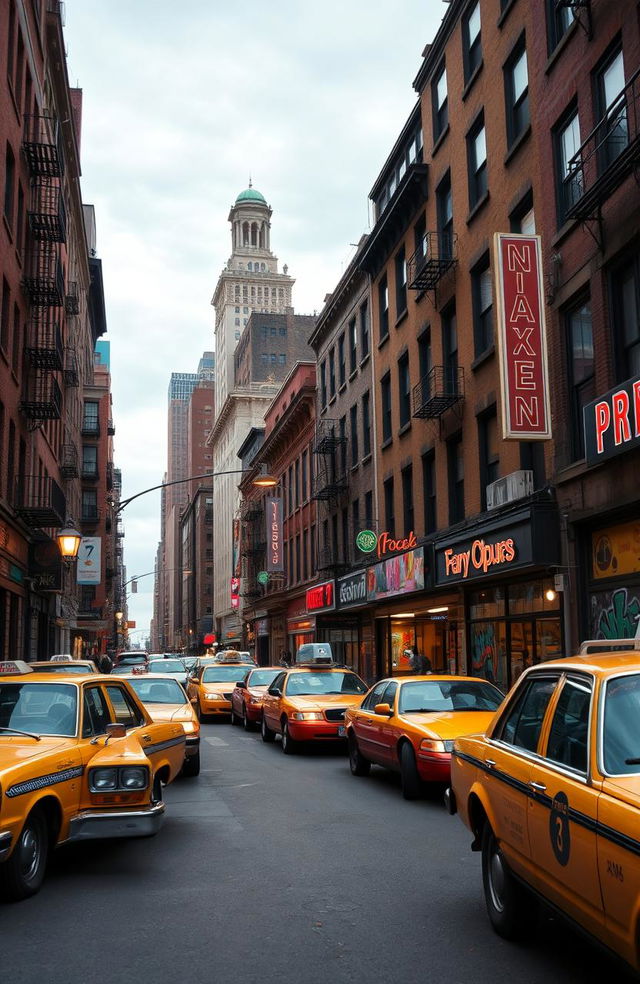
top-left (590, 587), bottom-right (640, 640)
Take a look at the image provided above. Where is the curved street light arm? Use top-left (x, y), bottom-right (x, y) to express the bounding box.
top-left (113, 469), bottom-right (247, 514)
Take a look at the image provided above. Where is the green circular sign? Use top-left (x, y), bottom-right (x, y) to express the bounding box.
top-left (356, 530), bottom-right (378, 553)
top-left (257, 571), bottom-right (269, 585)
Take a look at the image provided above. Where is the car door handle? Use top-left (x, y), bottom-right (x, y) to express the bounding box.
top-left (485, 758), bottom-right (496, 769)
top-left (141, 734), bottom-right (153, 743)
top-left (57, 760), bottom-right (74, 770)
top-left (529, 780), bottom-right (547, 792)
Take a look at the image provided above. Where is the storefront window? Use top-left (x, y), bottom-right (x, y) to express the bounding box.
top-left (468, 586), bottom-right (505, 620)
top-left (469, 621), bottom-right (508, 692)
top-left (508, 579), bottom-right (558, 614)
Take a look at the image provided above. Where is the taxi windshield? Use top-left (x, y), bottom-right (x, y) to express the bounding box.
top-left (148, 659), bottom-right (185, 674)
top-left (33, 663), bottom-right (90, 674)
top-left (285, 671), bottom-right (367, 697)
top-left (398, 679), bottom-right (503, 713)
top-left (128, 678), bottom-right (187, 705)
top-left (603, 673), bottom-right (640, 775)
top-left (247, 669), bottom-right (281, 687)
top-left (202, 667), bottom-right (250, 683)
top-left (0, 682), bottom-right (78, 736)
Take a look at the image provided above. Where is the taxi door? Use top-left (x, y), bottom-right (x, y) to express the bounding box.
top-left (480, 673), bottom-right (562, 878)
top-left (376, 681), bottom-right (400, 766)
top-left (350, 681), bottom-right (390, 764)
top-left (262, 671), bottom-right (287, 733)
top-left (76, 683), bottom-right (117, 811)
top-left (527, 674), bottom-right (605, 939)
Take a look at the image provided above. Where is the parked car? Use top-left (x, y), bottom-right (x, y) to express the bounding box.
top-left (447, 639), bottom-right (640, 975)
top-left (187, 662), bottom-right (252, 719)
top-left (230, 667), bottom-right (283, 730)
top-left (0, 659), bottom-right (185, 900)
top-left (344, 675), bottom-right (503, 799)
top-left (126, 673), bottom-right (200, 777)
top-left (147, 657), bottom-right (188, 688)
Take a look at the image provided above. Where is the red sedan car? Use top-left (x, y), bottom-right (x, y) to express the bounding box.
top-left (230, 667), bottom-right (282, 731)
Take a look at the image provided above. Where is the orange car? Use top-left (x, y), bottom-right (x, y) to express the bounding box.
top-left (186, 662), bottom-right (251, 719)
top-left (260, 662), bottom-right (368, 754)
top-left (344, 675), bottom-right (503, 799)
top-left (230, 667), bottom-right (283, 730)
top-left (126, 673), bottom-right (201, 776)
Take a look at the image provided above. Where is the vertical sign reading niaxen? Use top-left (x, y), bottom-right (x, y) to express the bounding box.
top-left (266, 497), bottom-right (283, 572)
top-left (493, 233), bottom-right (551, 440)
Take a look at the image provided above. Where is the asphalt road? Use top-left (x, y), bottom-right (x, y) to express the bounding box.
top-left (1, 722), bottom-right (636, 984)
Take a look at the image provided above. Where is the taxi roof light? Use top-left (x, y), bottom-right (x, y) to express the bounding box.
top-left (0, 660), bottom-right (33, 675)
top-left (579, 638), bottom-right (640, 654)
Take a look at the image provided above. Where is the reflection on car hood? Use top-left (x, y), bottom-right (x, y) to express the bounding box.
top-left (398, 709), bottom-right (496, 740)
top-left (140, 703), bottom-right (192, 723)
top-left (287, 694), bottom-right (364, 712)
top-left (0, 735), bottom-right (71, 769)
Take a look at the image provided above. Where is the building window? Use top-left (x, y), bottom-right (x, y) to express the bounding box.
top-left (418, 325), bottom-right (432, 388)
top-left (360, 300), bottom-right (370, 359)
top-left (442, 303), bottom-right (458, 396)
top-left (288, 465), bottom-right (294, 514)
top-left (352, 498), bottom-right (360, 541)
top-left (349, 317), bottom-right (357, 373)
top-left (384, 477), bottom-right (394, 532)
top-left (379, 275), bottom-right (389, 341)
top-left (320, 360), bottom-right (327, 407)
top-left (402, 464), bottom-right (414, 534)
top-left (414, 212), bottom-right (427, 267)
top-left (395, 246), bottom-right (407, 317)
top-left (611, 255), bottom-right (640, 381)
top-left (303, 529), bottom-right (309, 581)
top-left (82, 489), bottom-right (98, 522)
top-left (362, 390), bottom-right (371, 457)
top-left (381, 372), bottom-right (392, 443)
top-left (261, 353), bottom-right (268, 365)
top-left (82, 445), bottom-right (98, 478)
top-left (596, 48), bottom-right (628, 171)
top-left (339, 416), bottom-right (347, 476)
top-left (295, 535), bottom-right (301, 583)
top-left (432, 62), bottom-right (448, 143)
top-left (82, 401), bottom-right (99, 433)
top-left (398, 352), bottom-right (411, 428)
top-left (447, 434), bottom-right (464, 525)
top-left (341, 507), bottom-right (349, 563)
top-left (546, 0), bottom-right (575, 52)
top-left (554, 107), bottom-right (581, 226)
top-left (329, 347), bottom-right (336, 398)
top-left (364, 490), bottom-right (373, 530)
top-left (467, 115), bottom-right (487, 210)
top-left (478, 409), bottom-right (500, 509)
top-left (422, 450), bottom-right (436, 534)
top-left (295, 459), bottom-right (300, 507)
top-left (338, 333), bottom-right (346, 387)
top-left (350, 404), bottom-right (359, 466)
top-left (504, 39), bottom-right (529, 147)
top-left (566, 298), bottom-right (595, 461)
top-left (472, 255), bottom-right (493, 357)
top-left (510, 191), bottom-right (535, 234)
top-left (0, 279), bottom-right (9, 353)
top-left (3, 144), bottom-right (15, 228)
top-left (463, 0), bottom-right (482, 85)
top-left (436, 171), bottom-right (453, 261)
top-left (301, 449), bottom-right (308, 501)
top-left (278, 354), bottom-right (285, 365)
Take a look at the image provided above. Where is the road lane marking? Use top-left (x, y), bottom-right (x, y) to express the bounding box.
top-left (204, 737), bottom-right (229, 746)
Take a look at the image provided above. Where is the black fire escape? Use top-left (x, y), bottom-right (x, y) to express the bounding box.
top-left (312, 419), bottom-right (350, 574)
top-left (20, 114), bottom-right (67, 427)
top-left (239, 502), bottom-right (265, 600)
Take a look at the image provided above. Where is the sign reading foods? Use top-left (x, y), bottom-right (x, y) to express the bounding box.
top-left (493, 233), bottom-right (551, 441)
top-left (583, 375), bottom-right (640, 466)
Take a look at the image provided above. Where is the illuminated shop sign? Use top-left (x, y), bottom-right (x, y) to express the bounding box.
top-left (376, 530), bottom-right (417, 559)
top-left (494, 233), bottom-right (551, 440)
top-left (230, 577), bottom-right (240, 609)
top-left (367, 547), bottom-right (425, 602)
top-left (337, 571), bottom-right (368, 609)
top-left (583, 375), bottom-right (640, 466)
top-left (266, 497), bottom-right (283, 572)
top-left (435, 513), bottom-right (540, 585)
top-left (306, 581), bottom-right (335, 613)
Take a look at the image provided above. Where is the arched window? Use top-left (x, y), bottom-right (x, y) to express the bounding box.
top-left (247, 262), bottom-right (252, 271)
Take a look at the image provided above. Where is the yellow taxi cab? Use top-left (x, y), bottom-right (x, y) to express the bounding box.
top-left (230, 666), bottom-right (283, 731)
top-left (447, 639), bottom-right (640, 974)
top-left (0, 660), bottom-right (186, 901)
top-left (186, 659), bottom-right (252, 719)
top-left (344, 675), bottom-right (503, 800)
top-left (125, 673), bottom-right (200, 777)
top-left (260, 656), bottom-right (368, 754)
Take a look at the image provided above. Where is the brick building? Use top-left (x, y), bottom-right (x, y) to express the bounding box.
top-left (234, 308), bottom-right (316, 386)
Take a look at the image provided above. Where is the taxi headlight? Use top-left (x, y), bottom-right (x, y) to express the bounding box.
top-left (290, 712), bottom-right (323, 721)
top-left (419, 738), bottom-right (446, 753)
top-left (182, 720), bottom-right (197, 734)
top-left (120, 767), bottom-right (148, 789)
top-left (90, 767), bottom-right (118, 790)
top-left (205, 692), bottom-right (223, 700)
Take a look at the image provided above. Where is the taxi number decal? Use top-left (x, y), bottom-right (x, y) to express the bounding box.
top-left (549, 791), bottom-right (571, 866)
top-left (606, 859), bottom-right (624, 882)
top-left (6, 766), bottom-right (84, 798)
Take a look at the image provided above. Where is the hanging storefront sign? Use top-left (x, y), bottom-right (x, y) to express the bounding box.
top-left (337, 571), bottom-right (368, 609)
top-left (232, 518), bottom-right (241, 578)
top-left (266, 497), bottom-right (283, 572)
top-left (77, 537), bottom-right (101, 585)
top-left (367, 547), bottom-right (425, 602)
top-left (583, 375), bottom-right (640, 466)
top-left (355, 530), bottom-right (378, 553)
top-left (230, 576), bottom-right (240, 609)
top-left (377, 530), bottom-right (417, 559)
top-left (435, 505), bottom-right (560, 586)
top-left (493, 233), bottom-right (551, 440)
top-left (306, 580), bottom-right (335, 613)
top-left (592, 520), bottom-right (640, 581)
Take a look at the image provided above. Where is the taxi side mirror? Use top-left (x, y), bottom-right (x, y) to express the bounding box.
top-left (236, 681), bottom-right (247, 689)
top-left (374, 703), bottom-right (393, 716)
top-left (267, 686), bottom-right (282, 697)
top-left (106, 722), bottom-right (126, 739)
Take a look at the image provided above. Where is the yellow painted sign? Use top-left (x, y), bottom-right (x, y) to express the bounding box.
top-left (592, 521), bottom-right (640, 580)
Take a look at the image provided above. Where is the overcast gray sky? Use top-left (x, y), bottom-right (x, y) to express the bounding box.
top-left (63, 1), bottom-right (444, 641)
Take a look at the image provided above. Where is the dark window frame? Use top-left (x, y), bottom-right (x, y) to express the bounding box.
top-left (504, 36), bottom-right (530, 148)
top-left (432, 61), bottom-right (449, 143)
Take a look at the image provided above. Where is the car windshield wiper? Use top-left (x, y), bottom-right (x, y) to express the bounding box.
top-left (624, 757), bottom-right (640, 765)
top-left (402, 707), bottom-right (441, 713)
top-left (0, 726), bottom-right (41, 740)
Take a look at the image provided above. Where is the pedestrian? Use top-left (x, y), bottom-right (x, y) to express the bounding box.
top-left (409, 646), bottom-right (432, 674)
top-left (98, 653), bottom-right (113, 674)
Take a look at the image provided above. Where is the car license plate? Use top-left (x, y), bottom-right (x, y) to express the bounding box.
top-left (337, 725), bottom-right (346, 737)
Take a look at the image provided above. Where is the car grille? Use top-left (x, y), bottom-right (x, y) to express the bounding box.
top-left (324, 707), bottom-right (346, 722)
top-left (223, 693), bottom-right (233, 700)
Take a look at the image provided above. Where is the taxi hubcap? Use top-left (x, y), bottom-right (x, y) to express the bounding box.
top-left (488, 842), bottom-right (506, 913)
top-left (19, 825), bottom-right (40, 880)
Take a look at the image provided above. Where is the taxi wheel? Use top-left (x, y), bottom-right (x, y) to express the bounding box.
top-left (0, 807), bottom-right (49, 901)
top-left (182, 751), bottom-right (201, 778)
top-left (261, 715), bottom-right (276, 743)
top-left (348, 733), bottom-right (371, 776)
top-left (242, 705), bottom-right (255, 732)
top-left (481, 824), bottom-right (529, 939)
top-left (399, 743), bottom-right (423, 800)
top-left (230, 706), bottom-right (238, 726)
top-left (151, 774), bottom-right (164, 806)
top-left (281, 721), bottom-right (298, 755)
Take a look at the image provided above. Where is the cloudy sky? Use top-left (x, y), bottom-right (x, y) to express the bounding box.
top-left (63, 1), bottom-right (444, 641)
